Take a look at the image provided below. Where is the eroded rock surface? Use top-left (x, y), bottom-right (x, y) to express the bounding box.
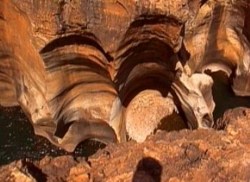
top-left (0, 0), bottom-right (250, 152)
top-left (1, 107), bottom-right (250, 181)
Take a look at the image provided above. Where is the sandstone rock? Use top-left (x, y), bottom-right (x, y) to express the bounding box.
top-left (0, 0), bottom-right (250, 154)
top-left (67, 164), bottom-right (90, 182)
top-left (10, 167), bottom-right (37, 182)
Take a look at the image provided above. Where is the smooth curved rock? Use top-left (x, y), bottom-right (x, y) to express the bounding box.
top-left (171, 73), bottom-right (215, 129)
top-left (40, 35), bottom-right (120, 151)
top-left (1, 0), bottom-right (250, 152)
top-left (184, 0), bottom-right (250, 96)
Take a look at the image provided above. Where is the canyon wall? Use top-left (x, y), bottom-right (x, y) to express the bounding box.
top-left (0, 0), bottom-right (250, 152)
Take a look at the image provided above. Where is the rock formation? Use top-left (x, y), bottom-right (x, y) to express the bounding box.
top-left (0, 0), bottom-right (250, 152)
top-left (1, 107), bottom-right (250, 182)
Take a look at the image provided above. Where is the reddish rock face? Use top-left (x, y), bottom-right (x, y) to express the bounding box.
top-left (0, 0), bottom-right (250, 152)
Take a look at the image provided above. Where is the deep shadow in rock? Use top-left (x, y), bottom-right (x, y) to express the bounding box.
top-left (74, 139), bottom-right (107, 157)
top-left (24, 161), bottom-right (47, 182)
top-left (0, 106), bottom-right (107, 165)
top-left (208, 71), bottom-right (250, 122)
top-left (132, 157), bottom-right (162, 182)
top-left (243, 3), bottom-right (250, 43)
top-left (158, 112), bottom-right (187, 132)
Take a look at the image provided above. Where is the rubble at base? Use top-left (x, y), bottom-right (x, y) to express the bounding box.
top-left (1, 107), bottom-right (250, 182)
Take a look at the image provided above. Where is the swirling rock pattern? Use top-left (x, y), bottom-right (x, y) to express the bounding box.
top-left (0, 0), bottom-right (249, 152)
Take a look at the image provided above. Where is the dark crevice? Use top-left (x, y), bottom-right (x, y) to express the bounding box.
top-left (0, 15), bottom-right (5, 21)
top-left (129, 15), bottom-right (182, 29)
top-left (169, 89), bottom-right (191, 129)
top-left (24, 161), bottom-right (47, 182)
top-left (243, 4), bottom-right (250, 42)
top-left (200, 0), bottom-right (208, 7)
top-left (177, 40), bottom-right (191, 65)
top-left (55, 121), bottom-right (73, 138)
top-left (207, 71), bottom-right (250, 121)
top-left (157, 112), bottom-right (188, 132)
top-left (79, 140), bottom-right (106, 159)
top-left (132, 157), bottom-right (162, 182)
top-left (0, 53), bottom-right (11, 59)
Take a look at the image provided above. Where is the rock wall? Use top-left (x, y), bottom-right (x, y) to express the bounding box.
top-left (0, 0), bottom-right (250, 152)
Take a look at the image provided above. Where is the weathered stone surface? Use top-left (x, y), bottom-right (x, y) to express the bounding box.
top-left (0, 0), bottom-right (250, 153)
top-left (184, 0), bottom-right (250, 95)
top-left (1, 107), bottom-right (250, 181)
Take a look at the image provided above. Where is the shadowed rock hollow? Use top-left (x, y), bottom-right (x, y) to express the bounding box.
top-left (1, 1), bottom-right (250, 179)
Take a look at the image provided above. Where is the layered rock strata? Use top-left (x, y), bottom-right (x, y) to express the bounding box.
top-left (0, 0), bottom-right (250, 152)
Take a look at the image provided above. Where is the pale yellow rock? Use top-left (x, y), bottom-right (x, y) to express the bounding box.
top-left (10, 168), bottom-right (36, 182)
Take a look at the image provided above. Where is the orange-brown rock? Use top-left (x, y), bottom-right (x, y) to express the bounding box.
top-left (0, 0), bottom-right (250, 153)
